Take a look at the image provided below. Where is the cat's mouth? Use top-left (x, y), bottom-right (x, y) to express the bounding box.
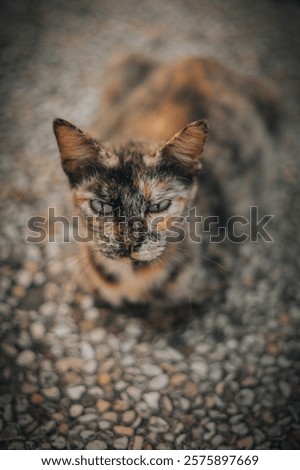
top-left (97, 239), bottom-right (165, 263)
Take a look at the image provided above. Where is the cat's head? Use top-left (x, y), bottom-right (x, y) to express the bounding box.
top-left (53, 118), bottom-right (208, 263)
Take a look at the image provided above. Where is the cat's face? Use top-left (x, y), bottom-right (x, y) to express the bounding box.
top-left (53, 119), bottom-right (207, 263)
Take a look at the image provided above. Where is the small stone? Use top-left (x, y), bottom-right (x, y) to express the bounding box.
top-left (64, 372), bottom-right (82, 385)
top-left (237, 435), bottom-right (254, 449)
top-left (31, 393), bottom-right (44, 405)
top-left (183, 382), bottom-right (199, 399)
top-left (43, 387), bottom-right (60, 400)
top-left (143, 392), bottom-right (160, 411)
top-left (126, 386), bottom-right (141, 400)
top-left (132, 417), bottom-right (142, 429)
top-left (86, 440), bottom-right (107, 450)
top-left (44, 282), bottom-right (60, 300)
top-left (141, 363), bottom-right (162, 377)
top-left (227, 402), bottom-right (238, 414)
top-left (180, 397), bottom-right (191, 411)
top-left (66, 385), bottom-right (86, 401)
top-left (17, 331), bottom-right (31, 349)
top-left (34, 272), bottom-right (46, 285)
top-left (36, 420), bottom-right (56, 435)
top-left (98, 421), bottom-right (112, 430)
top-left (161, 396), bottom-right (173, 413)
top-left (80, 295), bottom-right (94, 310)
top-left (241, 377), bottom-right (258, 387)
top-left (236, 389), bottom-right (255, 407)
top-left (125, 323), bottom-right (142, 337)
top-left (232, 423), bottom-right (249, 436)
top-left (80, 430), bottom-right (95, 440)
top-left (132, 435), bottom-right (144, 450)
top-left (115, 381), bottom-right (127, 392)
top-left (85, 307), bottom-right (100, 321)
top-left (262, 410), bottom-right (274, 425)
top-left (114, 436), bottom-right (128, 449)
top-left (52, 413), bottom-right (64, 423)
top-left (122, 410), bottom-right (136, 424)
top-left (30, 322), bottom-right (45, 340)
top-left (149, 416), bottom-right (169, 433)
top-left (12, 285), bottom-right (26, 298)
top-left (51, 435), bottom-right (67, 449)
top-left (84, 360), bottom-right (97, 374)
top-left (88, 387), bottom-right (103, 398)
top-left (203, 422), bottom-right (216, 441)
top-left (209, 367), bottom-right (223, 382)
top-left (54, 323), bottom-right (71, 339)
top-left (40, 302), bottom-right (57, 317)
top-left (135, 401), bottom-right (150, 418)
top-left (267, 425), bottom-right (282, 437)
top-left (215, 381), bottom-right (225, 395)
top-left (89, 328), bottom-right (106, 344)
top-left (96, 399), bottom-right (110, 413)
top-left (121, 355), bottom-right (135, 366)
top-left (78, 413), bottom-right (98, 424)
top-left (15, 396), bottom-right (28, 413)
top-left (69, 404), bottom-right (84, 418)
top-left (1, 343), bottom-right (17, 357)
top-left (8, 441), bottom-right (25, 450)
top-left (3, 403), bottom-right (12, 421)
top-left (176, 433), bottom-right (187, 447)
top-left (17, 414), bottom-right (32, 427)
top-left (80, 342), bottom-right (95, 360)
top-left (16, 270), bottom-right (32, 288)
top-left (170, 373), bottom-right (187, 386)
top-left (278, 381), bottom-right (291, 398)
top-left (16, 350), bottom-right (35, 367)
top-left (98, 372), bottom-right (111, 386)
top-left (55, 358), bottom-right (72, 373)
top-left (41, 443), bottom-right (51, 450)
top-left (114, 425), bottom-right (134, 437)
top-left (102, 411), bottom-right (118, 422)
top-left (112, 400), bottom-right (129, 412)
top-left (191, 361), bottom-right (208, 378)
top-left (254, 429), bottom-right (266, 445)
top-left (229, 414), bottom-right (244, 425)
top-left (261, 355), bottom-right (275, 366)
top-left (278, 356), bottom-right (291, 368)
top-left (148, 374), bottom-right (168, 390)
top-left (58, 423), bottom-right (69, 434)
top-left (205, 396), bottom-right (216, 409)
top-left (212, 434), bottom-right (225, 447)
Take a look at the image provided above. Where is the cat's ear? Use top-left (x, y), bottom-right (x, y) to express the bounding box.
top-left (53, 118), bottom-right (104, 182)
top-left (159, 121), bottom-right (208, 171)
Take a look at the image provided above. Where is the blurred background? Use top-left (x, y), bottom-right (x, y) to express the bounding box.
top-left (0, 0), bottom-right (299, 450)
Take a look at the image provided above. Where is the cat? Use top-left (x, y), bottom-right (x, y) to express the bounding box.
top-left (53, 55), bottom-right (278, 309)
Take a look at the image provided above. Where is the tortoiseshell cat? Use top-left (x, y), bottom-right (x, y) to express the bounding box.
top-left (53, 55), bottom-right (278, 308)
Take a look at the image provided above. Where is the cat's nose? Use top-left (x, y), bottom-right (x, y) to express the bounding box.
top-left (128, 218), bottom-right (147, 243)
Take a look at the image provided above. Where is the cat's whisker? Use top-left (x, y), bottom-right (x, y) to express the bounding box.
top-left (167, 242), bottom-right (230, 272)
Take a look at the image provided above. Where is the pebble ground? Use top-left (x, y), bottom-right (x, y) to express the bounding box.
top-left (0, 0), bottom-right (300, 450)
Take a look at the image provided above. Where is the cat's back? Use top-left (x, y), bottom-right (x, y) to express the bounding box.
top-left (96, 54), bottom-right (279, 213)
top-left (99, 54), bottom-right (278, 142)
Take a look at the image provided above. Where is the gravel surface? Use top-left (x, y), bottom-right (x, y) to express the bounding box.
top-left (1, 0), bottom-right (300, 450)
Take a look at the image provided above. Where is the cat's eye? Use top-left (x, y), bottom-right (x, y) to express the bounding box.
top-left (148, 200), bottom-right (171, 213)
top-left (90, 199), bottom-right (114, 215)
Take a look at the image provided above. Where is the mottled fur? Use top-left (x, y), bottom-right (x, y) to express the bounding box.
top-left (53, 55), bottom-right (278, 308)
